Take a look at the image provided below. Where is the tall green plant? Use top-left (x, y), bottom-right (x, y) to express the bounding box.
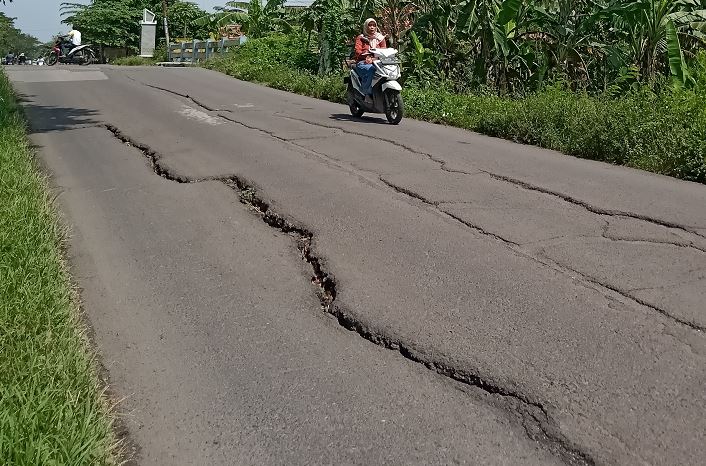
top-left (192, 0), bottom-right (292, 38)
top-left (217, 0), bottom-right (706, 93)
top-left (306, 0), bottom-right (354, 74)
top-left (666, 17), bottom-right (694, 85)
top-left (606, 0), bottom-right (706, 82)
top-left (403, 30), bottom-right (438, 85)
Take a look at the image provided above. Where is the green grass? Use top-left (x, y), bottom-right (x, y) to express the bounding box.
top-left (403, 85), bottom-right (706, 183)
top-left (204, 56), bottom-right (347, 103)
top-left (203, 33), bottom-right (347, 103)
top-left (111, 55), bottom-right (156, 66)
top-left (205, 35), bottom-right (706, 184)
top-left (0, 70), bottom-right (116, 464)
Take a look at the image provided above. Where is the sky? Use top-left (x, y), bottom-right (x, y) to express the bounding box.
top-left (0, 0), bottom-right (226, 43)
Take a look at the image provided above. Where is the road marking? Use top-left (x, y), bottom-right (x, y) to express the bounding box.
top-left (178, 105), bottom-right (222, 126)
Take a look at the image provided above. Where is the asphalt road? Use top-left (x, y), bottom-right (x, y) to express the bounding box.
top-left (7, 65), bottom-right (706, 465)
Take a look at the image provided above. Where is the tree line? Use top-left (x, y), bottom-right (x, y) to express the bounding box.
top-left (60, 1), bottom-right (211, 53)
top-left (0, 12), bottom-right (40, 57)
top-left (185, 0), bottom-right (706, 93)
top-left (56, 0), bottom-right (706, 93)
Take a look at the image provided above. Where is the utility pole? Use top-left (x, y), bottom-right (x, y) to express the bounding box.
top-left (162, 0), bottom-right (170, 46)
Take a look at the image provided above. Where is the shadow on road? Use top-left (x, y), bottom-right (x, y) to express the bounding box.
top-left (21, 102), bottom-right (101, 134)
top-left (330, 113), bottom-right (388, 124)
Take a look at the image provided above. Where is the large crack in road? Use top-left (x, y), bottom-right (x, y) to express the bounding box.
top-left (122, 76), bottom-right (706, 334)
top-left (10, 66), bottom-right (704, 464)
top-left (253, 123), bottom-right (706, 331)
top-left (104, 122), bottom-right (595, 466)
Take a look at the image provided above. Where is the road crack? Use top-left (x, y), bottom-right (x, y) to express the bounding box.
top-left (126, 97), bottom-right (703, 334)
top-left (380, 178), bottom-right (521, 246)
top-left (112, 91), bottom-right (704, 334)
top-left (600, 219), bottom-right (706, 253)
top-left (380, 177), bottom-right (440, 205)
top-left (124, 77), bottom-right (704, 243)
top-left (105, 123), bottom-right (335, 306)
top-left (124, 75), bottom-right (233, 113)
top-left (277, 114), bottom-right (482, 176)
top-left (103, 122), bottom-right (594, 466)
top-left (489, 173), bottom-right (706, 240)
top-left (380, 173), bottom-right (702, 332)
top-left (537, 251), bottom-right (705, 332)
top-left (278, 114), bottom-right (706, 243)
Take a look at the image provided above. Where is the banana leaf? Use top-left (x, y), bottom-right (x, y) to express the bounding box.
top-left (665, 18), bottom-right (693, 87)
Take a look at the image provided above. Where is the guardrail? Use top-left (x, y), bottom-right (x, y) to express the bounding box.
top-left (167, 37), bottom-right (247, 63)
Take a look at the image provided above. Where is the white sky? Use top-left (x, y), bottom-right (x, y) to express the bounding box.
top-left (1, 0), bottom-right (226, 42)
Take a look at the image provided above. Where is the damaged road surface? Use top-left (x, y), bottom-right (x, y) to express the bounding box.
top-left (8, 65), bottom-right (706, 465)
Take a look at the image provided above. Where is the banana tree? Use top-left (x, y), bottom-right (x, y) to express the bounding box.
top-left (606, 0), bottom-right (706, 83)
top-left (192, 0), bottom-right (292, 38)
top-left (522, 0), bottom-right (608, 85)
top-left (409, 0), bottom-right (480, 79)
top-left (455, 0), bottom-right (535, 92)
top-left (403, 30), bottom-right (439, 85)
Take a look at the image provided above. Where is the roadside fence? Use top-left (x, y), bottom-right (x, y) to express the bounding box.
top-left (168, 37), bottom-right (247, 64)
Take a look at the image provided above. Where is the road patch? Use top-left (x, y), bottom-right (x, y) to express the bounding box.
top-left (178, 105), bottom-right (222, 126)
top-left (5, 69), bottom-right (108, 83)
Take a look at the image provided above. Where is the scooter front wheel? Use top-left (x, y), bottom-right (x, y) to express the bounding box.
top-left (347, 89), bottom-right (364, 118)
top-left (45, 54), bottom-right (58, 66)
top-left (384, 90), bottom-right (403, 125)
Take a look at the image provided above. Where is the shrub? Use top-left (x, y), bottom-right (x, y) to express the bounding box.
top-left (205, 35), bottom-right (346, 103)
top-left (230, 33), bottom-right (319, 74)
top-left (111, 55), bottom-right (155, 66)
top-left (403, 84), bottom-right (706, 182)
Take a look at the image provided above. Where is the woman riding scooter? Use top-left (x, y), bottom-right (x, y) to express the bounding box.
top-left (354, 18), bottom-right (387, 105)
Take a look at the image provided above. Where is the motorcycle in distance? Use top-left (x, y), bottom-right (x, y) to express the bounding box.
top-left (45, 36), bottom-right (96, 66)
top-left (344, 44), bottom-right (404, 124)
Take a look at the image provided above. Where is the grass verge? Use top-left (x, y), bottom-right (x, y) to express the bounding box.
top-left (0, 70), bottom-right (116, 464)
top-left (404, 85), bottom-right (706, 183)
top-left (204, 55), bottom-right (346, 103)
top-left (111, 55), bottom-right (156, 66)
top-left (204, 35), bottom-right (706, 184)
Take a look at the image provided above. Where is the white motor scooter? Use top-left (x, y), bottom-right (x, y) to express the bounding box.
top-left (344, 47), bottom-right (404, 124)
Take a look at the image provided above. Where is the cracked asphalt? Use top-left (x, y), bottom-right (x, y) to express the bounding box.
top-left (8, 65), bottom-right (706, 465)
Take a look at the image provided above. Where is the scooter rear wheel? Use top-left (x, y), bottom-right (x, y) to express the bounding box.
top-left (347, 88), bottom-right (364, 118)
top-left (79, 49), bottom-right (95, 66)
